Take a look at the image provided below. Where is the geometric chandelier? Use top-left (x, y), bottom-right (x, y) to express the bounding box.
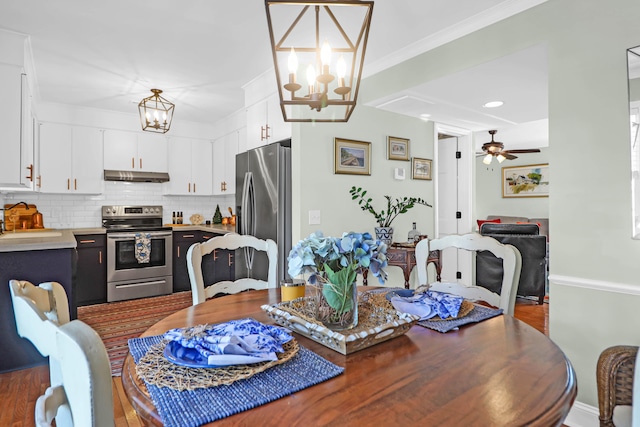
top-left (265, 1), bottom-right (374, 122)
top-left (138, 89), bottom-right (175, 133)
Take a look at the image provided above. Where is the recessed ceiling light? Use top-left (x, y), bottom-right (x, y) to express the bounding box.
top-left (483, 101), bottom-right (504, 108)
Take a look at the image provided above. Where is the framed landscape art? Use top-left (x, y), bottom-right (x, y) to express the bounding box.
top-left (502, 163), bottom-right (549, 198)
top-left (412, 157), bottom-right (432, 180)
top-left (334, 138), bottom-right (371, 175)
top-left (387, 136), bottom-right (410, 161)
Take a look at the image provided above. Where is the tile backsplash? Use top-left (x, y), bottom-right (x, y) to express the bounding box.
top-left (1, 182), bottom-right (235, 229)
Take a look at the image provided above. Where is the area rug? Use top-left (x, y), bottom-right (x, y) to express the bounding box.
top-left (77, 291), bottom-right (192, 376)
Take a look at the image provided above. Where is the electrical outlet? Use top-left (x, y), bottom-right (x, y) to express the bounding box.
top-left (308, 210), bottom-right (321, 225)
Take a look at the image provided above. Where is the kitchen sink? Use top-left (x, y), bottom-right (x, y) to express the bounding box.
top-left (0, 231), bottom-right (63, 239)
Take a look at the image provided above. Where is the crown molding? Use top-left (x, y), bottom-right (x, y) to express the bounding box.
top-left (363, 0), bottom-right (548, 78)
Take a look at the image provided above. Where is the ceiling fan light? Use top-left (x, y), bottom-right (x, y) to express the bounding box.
top-left (483, 154), bottom-right (493, 165)
top-left (497, 154), bottom-right (506, 163)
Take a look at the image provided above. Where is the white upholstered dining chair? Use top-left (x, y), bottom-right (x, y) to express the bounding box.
top-left (187, 233), bottom-right (278, 306)
top-left (415, 234), bottom-right (522, 315)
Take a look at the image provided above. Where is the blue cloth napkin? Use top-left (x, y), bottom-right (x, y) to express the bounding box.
top-left (134, 233), bottom-right (151, 263)
top-left (163, 318), bottom-right (293, 366)
top-left (389, 290), bottom-right (464, 320)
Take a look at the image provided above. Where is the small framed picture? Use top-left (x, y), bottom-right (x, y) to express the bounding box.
top-left (387, 136), bottom-right (410, 161)
top-left (334, 138), bottom-right (371, 175)
top-left (412, 157), bottom-right (432, 180)
top-left (502, 163), bottom-right (549, 198)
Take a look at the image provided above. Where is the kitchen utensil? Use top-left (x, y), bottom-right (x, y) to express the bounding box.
top-left (32, 210), bottom-right (44, 229)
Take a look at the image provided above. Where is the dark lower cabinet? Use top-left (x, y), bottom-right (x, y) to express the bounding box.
top-left (173, 230), bottom-right (235, 293)
top-left (0, 248), bottom-right (74, 372)
top-left (74, 234), bottom-right (107, 306)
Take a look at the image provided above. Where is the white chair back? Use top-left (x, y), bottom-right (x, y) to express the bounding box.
top-left (415, 234), bottom-right (522, 315)
top-left (35, 320), bottom-right (114, 427)
top-left (187, 233), bottom-right (278, 305)
top-left (9, 280), bottom-right (70, 357)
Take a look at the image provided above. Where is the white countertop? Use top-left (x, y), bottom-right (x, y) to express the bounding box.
top-left (0, 229), bottom-right (77, 253)
top-left (0, 224), bottom-right (237, 253)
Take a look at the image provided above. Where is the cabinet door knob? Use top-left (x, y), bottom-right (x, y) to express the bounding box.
top-left (37, 175), bottom-right (41, 188)
top-left (25, 164), bottom-right (33, 181)
top-left (265, 125), bottom-right (271, 139)
top-left (194, 183), bottom-right (196, 193)
top-left (99, 250), bottom-right (102, 264)
top-left (74, 178), bottom-right (77, 190)
top-left (67, 178), bottom-right (70, 190)
top-left (132, 157), bottom-right (135, 169)
top-left (139, 158), bottom-right (143, 169)
top-left (188, 182), bottom-right (191, 193)
top-left (228, 252), bottom-right (233, 266)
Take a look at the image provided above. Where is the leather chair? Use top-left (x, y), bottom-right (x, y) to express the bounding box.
top-left (476, 223), bottom-right (547, 304)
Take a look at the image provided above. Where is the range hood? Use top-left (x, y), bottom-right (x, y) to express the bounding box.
top-left (104, 170), bottom-right (170, 183)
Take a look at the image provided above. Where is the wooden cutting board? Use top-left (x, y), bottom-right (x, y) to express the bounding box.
top-left (3, 204), bottom-right (38, 231)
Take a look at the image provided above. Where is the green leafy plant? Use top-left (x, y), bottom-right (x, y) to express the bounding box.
top-left (349, 186), bottom-right (432, 227)
top-left (287, 231), bottom-right (388, 326)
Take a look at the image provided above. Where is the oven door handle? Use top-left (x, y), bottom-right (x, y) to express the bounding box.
top-left (107, 231), bottom-right (173, 240)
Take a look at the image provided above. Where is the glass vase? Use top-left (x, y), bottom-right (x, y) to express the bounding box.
top-left (314, 281), bottom-right (358, 331)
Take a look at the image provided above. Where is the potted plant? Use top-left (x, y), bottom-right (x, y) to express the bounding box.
top-left (287, 231), bottom-right (388, 330)
top-left (349, 186), bottom-right (432, 244)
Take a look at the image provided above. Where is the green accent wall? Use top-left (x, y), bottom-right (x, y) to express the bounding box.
top-left (293, 0), bottom-right (640, 408)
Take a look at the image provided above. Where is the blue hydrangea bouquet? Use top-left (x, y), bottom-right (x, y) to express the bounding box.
top-left (287, 231), bottom-right (388, 329)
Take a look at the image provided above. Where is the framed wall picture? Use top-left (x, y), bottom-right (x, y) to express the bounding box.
top-left (334, 138), bottom-right (371, 175)
top-left (412, 157), bottom-right (432, 180)
top-left (502, 163), bottom-right (549, 198)
top-left (387, 136), bottom-right (410, 161)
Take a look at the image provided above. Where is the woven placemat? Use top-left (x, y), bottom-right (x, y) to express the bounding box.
top-left (361, 289), bottom-right (474, 321)
top-left (136, 337), bottom-right (299, 391)
top-left (128, 335), bottom-right (344, 427)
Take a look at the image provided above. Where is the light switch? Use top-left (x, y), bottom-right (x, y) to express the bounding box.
top-left (308, 210), bottom-right (321, 225)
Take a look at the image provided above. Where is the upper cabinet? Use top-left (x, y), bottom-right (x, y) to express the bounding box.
top-left (212, 128), bottom-right (243, 195)
top-left (243, 69), bottom-right (290, 151)
top-left (39, 123), bottom-right (103, 194)
top-left (0, 63), bottom-right (35, 191)
top-left (245, 93), bottom-right (291, 151)
top-left (103, 130), bottom-right (168, 172)
top-left (164, 137), bottom-right (213, 196)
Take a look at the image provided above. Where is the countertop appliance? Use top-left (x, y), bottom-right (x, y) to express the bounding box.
top-left (236, 140), bottom-right (292, 285)
top-left (102, 205), bottom-right (173, 302)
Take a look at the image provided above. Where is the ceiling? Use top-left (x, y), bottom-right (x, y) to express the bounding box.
top-left (0, 0), bottom-right (548, 148)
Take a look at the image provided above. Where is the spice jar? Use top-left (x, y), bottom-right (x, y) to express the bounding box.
top-left (280, 279), bottom-right (306, 302)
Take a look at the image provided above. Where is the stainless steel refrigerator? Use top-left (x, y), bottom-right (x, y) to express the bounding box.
top-left (235, 139), bottom-right (292, 285)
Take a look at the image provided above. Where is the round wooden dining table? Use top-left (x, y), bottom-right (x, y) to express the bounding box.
top-left (121, 289), bottom-right (576, 426)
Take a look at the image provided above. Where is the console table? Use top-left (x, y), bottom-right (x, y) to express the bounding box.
top-left (363, 245), bottom-right (441, 288)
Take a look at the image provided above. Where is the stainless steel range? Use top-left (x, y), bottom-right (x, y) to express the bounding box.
top-left (102, 205), bottom-right (172, 302)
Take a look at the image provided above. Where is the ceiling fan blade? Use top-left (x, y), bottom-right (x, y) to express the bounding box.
top-left (503, 148), bottom-right (541, 154)
top-left (503, 153), bottom-right (518, 160)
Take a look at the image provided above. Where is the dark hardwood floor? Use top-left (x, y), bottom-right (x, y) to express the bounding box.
top-left (0, 298), bottom-right (549, 427)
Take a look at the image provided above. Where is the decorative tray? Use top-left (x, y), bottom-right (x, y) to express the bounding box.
top-left (261, 295), bottom-right (419, 355)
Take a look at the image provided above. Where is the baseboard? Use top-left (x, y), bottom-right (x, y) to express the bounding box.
top-left (564, 401), bottom-right (599, 427)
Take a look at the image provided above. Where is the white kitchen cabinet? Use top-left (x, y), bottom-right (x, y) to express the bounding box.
top-left (0, 64), bottom-right (35, 190)
top-left (245, 92), bottom-right (290, 151)
top-left (164, 137), bottom-right (213, 196)
top-left (39, 123), bottom-right (104, 194)
top-left (212, 129), bottom-right (241, 195)
top-left (103, 130), bottom-right (167, 172)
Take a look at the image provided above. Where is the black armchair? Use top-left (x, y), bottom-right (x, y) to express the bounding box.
top-left (476, 223), bottom-right (547, 304)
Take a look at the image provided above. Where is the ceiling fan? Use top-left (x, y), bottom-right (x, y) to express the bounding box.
top-left (478, 130), bottom-right (541, 164)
